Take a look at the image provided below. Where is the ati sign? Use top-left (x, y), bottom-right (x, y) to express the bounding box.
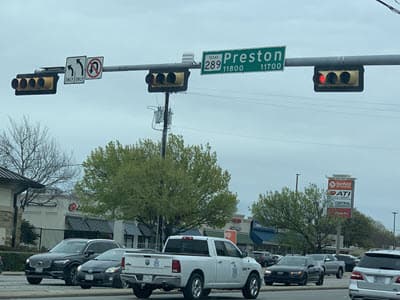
top-left (327, 178), bottom-right (355, 218)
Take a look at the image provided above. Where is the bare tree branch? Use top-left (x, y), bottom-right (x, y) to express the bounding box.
top-left (0, 116), bottom-right (79, 210)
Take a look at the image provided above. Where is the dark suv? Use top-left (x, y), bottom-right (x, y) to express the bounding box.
top-left (25, 238), bottom-right (120, 285)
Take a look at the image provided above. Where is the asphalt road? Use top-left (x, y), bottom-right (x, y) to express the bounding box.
top-left (0, 272), bottom-right (350, 299)
top-left (8, 289), bottom-right (350, 300)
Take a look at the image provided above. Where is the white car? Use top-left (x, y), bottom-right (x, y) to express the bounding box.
top-left (349, 249), bottom-right (400, 300)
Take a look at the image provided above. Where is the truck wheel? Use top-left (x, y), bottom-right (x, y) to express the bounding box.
top-left (64, 265), bottom-right (78, 286)
top-left (27, 276), bottom-right (42, 284)
top-left (242, 272), bottom-right (260, 299)
top-left (202, 288), bottom-right (211, 297)
top-left (133, 285), bottom-right (152, 299)
top-left (183, 273), bottom-right (204, 300)
top-left (336, 268), bottom-right (343, 279)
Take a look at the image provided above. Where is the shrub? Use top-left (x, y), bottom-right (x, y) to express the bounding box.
top-left (0, 251), bottom-right (37, 271)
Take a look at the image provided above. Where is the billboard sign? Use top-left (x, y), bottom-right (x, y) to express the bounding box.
top-left (327, 177), bottom-right (355, 218)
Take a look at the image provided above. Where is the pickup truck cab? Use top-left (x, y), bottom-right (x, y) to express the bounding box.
top-left (120, 235), bottom-right (263, 299)
top-left (307, 253), bottom-right (345, 278)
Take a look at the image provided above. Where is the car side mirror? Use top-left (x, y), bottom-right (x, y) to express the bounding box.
top-left (85, 250), bottom-right (95, 257)
top-left (308, 264), bottom-right (314, 268)
top-left (241, 251), bottom-right (248, 258)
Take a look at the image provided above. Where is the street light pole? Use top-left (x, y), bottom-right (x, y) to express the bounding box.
top-left (393, 211), bottom-right (398, 249)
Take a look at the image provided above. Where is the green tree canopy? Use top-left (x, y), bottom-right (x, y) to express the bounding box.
top-left (251, 184), bottom-right (339, 253)
top-left (75, 134), bottom-right (238, 237)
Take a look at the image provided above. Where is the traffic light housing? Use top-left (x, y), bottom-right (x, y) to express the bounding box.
top-left (313, 65), bottom-right (364, 92)
top-left (145, 69), bottom-right (190, 93)
top-left (11, 73), bottom-right (59, 95)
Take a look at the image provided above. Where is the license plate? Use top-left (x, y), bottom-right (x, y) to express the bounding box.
top-left (374, 276), bottom-right (387, 284)
top-left (35, 268), bottom-right (43, 273)
top-left (277, 271), bottom-right (284, 275)
top-left (85, 274), bottom-right (94, 281)
top-left (143, 275), bottom-right (152, 282)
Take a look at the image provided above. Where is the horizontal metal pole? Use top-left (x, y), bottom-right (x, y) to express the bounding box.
top-left (35, 54), bottom-right (400, 75)
top-left (285, 54), bottom-right (400, 67)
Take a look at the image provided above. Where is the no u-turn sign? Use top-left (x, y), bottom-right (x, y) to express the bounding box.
top-left (85, 56), bottom-right (104, 80)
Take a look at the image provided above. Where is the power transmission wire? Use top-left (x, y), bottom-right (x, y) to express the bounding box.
top-left (375, 0), bottom-right (400, 14)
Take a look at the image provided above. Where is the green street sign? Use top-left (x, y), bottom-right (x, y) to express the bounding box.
top-left (201, 46), bottom-right (286, 75)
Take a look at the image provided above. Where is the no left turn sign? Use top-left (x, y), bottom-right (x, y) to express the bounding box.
top-left (85, 56), bottom-right (104, 80)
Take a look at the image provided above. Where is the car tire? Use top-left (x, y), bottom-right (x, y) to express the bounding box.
top-left (183, 273), bottom-right (204, 300)
top-left (336, 268), bottom-right (343, 279)
top-left (80, 284), bottom-right (92, 289)
top-left (113, 276), bottom-right (128, 289)
top-left (26, 276), bottom-right (42, 284)
top-left (242, 272), bottom-right (260, 299)
top-left (316, 273), bottom-right (324, 286)
top-left (65, 265), bottom-right (78, 286)
top-left (133, 285), bottom-right (153, 299)
top-left (299, 274), bottom-right (308, 286)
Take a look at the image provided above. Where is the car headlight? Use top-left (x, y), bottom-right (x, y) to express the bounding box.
top-left (105, 266), bottom-right (120, 273)
top-left (290, 271), bottom-right (303, 276)
top-left (25, 258), bottom-right (30, 264)
top-left (53, 259), bottom-right (70, 264)
top-left (264, 270), bottom-right (272, 275)
top-left (77, 265), bottom-right (82, 272)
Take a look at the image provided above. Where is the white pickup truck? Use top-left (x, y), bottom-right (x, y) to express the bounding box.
top-left (120, 235), bottom-right (263, 299)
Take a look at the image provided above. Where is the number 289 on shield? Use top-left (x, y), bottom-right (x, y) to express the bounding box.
top-left (203, 54), bottom-right (222, 72)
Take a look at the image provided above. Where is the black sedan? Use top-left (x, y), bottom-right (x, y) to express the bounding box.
top-left (264, 255), bottom-right (324, 286)
top-left (76, 248), bottom-right (156, 289)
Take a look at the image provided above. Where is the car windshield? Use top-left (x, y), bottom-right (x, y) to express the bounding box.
top-left (50, 240), bottom-right (87, 253)
top-left (277, 256), bottom-right (307, 266)
top-left (358, 253), bottom-right (400, 270)
top-left (95, 249), bottom-right (125, 261)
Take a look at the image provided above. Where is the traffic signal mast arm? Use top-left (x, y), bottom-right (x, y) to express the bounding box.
top-left (35, 54), bottom-right (400, 76)
top-left (12, 54), bottom-right (400, 95)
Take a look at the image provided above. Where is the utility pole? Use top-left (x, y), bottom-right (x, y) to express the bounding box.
top-left (295, 173), bottom-right (300, 193)
top-left (394, 211), bottom-right (397, 249)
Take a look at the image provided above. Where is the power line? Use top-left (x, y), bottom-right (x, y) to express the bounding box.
top-left (376, 0), bottom-right (400, 14)
top-left (173, 125), bottom-right (400, 153)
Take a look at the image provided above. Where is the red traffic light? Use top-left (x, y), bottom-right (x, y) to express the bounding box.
top-left (313, 66), bottom-right (364, 92)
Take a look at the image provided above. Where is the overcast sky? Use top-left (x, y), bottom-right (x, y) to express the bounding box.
top-left (1, 0), bottom-right (400, 230)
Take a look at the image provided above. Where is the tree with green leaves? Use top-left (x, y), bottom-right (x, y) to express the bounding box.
top-left (251, 184), bottom-right (339, 253)
top-left (75, 134), bottom-right (238, 238)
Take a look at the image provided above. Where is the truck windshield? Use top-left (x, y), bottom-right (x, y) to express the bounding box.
top-left (164, 239), bottom-right (209, 256)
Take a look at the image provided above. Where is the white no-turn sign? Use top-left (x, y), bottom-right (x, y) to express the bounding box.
top-left (85, 56), bottom-right (104, 80)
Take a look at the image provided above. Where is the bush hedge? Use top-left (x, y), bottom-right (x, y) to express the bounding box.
top-left (0, 250), bottom-right (37, 272)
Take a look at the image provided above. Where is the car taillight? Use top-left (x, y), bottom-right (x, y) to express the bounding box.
top-left (351, 271), bottom-right (364, 280)
top-left (395, 277), bottom-right (400, 284)
top-left (172, 259), bottom-right (181, 273)
top-left (121, 257), bottom-right (125, 270)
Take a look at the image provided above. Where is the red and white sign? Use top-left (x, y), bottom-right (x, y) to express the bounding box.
top-left (85, 56), bottom-right (104, 80)
top-left (328, 179), bottom-right (353, 190)
top-left (327, 177), bottom-right (355, 218)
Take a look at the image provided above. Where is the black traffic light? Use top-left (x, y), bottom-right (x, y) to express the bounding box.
top-left (145, 69), bottom-right (190, 93)
top-left (11, 73), bottom-right (59, 95)
top-left (313, 65), bottom-right (364, 92)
